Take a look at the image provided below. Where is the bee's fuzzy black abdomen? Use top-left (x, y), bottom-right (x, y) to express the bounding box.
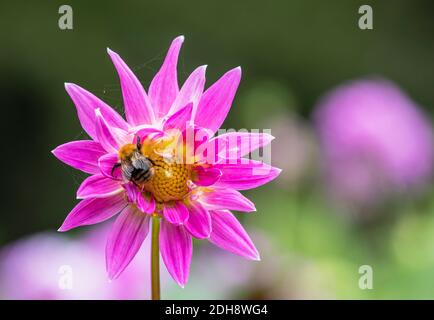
top-left (131, 167), bottom-right (153, 183)
top-left (121, 150), bottom-right (155, 184)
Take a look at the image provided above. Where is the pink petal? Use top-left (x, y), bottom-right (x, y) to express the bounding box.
top-left (163, 201), bottom-right (189, 225)
top-left (163, 103), bottom-right (193, 132)
top-left (209, 210), bottom-right (260, 260)
top-left (124, 183), bottom-right (138, 203)
top-left (149, 36), bottom-right (184, 119)
top-left (194, 67), bottom-right (241, 134)
top-left (215, 160), bottom-right (281, 190)
top-left (137, 193), bottom-right (156, 214)
top-left (99, 153), bottom-right (122, 180)
top-left (52, 140), bottom-right (106, 174)
top-left (184, 201), bottom-right (212, 239)
top-left (124, 183), bottom-right (157, 215)
top-left (192, 166), bottom-right (222, 186)
top-left (64, 83), bottom-right (128, 141)
top-left (209, 132), bottom-right (274, 159)
top-left (95, 109), bottom-right (130, 153)
top-left (180, 125), bottom-right (213, 164)
top-left (133, 127), bottom-right (165, 141)
top-left (107, 48), bottom-right (155, 126)
top-left (106, 206), bottom-right (150, 279)
top-left (201, 187), bottom-right (256, 212)
top-left (170, 65), bottom-right (207, 116)
top-left (58, 193), bottom-right (126, 232)
top-left (160, 220), bottom-right (192, 287)
top-left (77, 174), bottom-right (123, 199)
top-left (124, 183), bottom-right (156, 214)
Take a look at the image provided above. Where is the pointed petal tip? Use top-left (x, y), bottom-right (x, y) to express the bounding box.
top-left (268, 166), bottom-right (282, 179)
top-left (235, 67), bottom-right (242, 77)
top-left (246, 200), bottom-right (257, 212)
top-left (175, 35), bottom-right (185, 43)
top-left (64, 82), bottom-right (80, 91)
top-left (106, 47), bottom-right (118, 57)
top-left (232, 66), bottom-right (242, 78)
top-left (248, 203), bottom-right (257, 212)
top-left (75, 192), bottom-right (86, 200)
top-left (107, 271), bottom-right (119, 281)
top-left (226, 66), bottom-right (242, 76)
top-left (192, 64), bottom-right (208, 75)
top-left (64, 82), bottom-right (76, 91)
top-left (242, 248), bottom-right (261, 261)
top-left (58, 222), bottom-right (74, 232)
top-left (252, 248), bottom-right (261, 261)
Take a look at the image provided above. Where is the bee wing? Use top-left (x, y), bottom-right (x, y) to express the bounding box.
top-left (121, 162), bottom-right (134, 181)
top-left (131, 152), bottom-right (152, 171)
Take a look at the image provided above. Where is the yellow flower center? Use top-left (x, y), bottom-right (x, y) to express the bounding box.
top-left (143, 156), bottom-right (191, 202)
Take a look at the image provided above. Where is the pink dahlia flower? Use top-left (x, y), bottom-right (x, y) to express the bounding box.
top-left (52, 36), bottom-right (280, 287)
top-left (314, 78), bottom-right (434, 206)
top-left (0, 227), bottom-right (160, 299)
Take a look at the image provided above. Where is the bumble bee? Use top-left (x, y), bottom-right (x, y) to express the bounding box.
top-left (112, 137), bottom-right (155, 185)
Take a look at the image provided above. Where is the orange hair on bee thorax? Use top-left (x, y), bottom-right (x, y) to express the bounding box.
top-left (118, 143), bottom-right (137, 161)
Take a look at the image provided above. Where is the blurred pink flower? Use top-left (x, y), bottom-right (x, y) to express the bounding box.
top-left (314, 79), bottom-right (434, 207)
top-left (51, 36), bottom-right (280, 286)
top-left (0, 227), bottom-right (167, 299)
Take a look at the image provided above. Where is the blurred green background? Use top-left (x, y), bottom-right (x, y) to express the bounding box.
top-left (1, 0), bottom-right (434, 299)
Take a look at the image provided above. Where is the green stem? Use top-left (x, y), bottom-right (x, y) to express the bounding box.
top-left (151, 215), bottom-right (161, 300)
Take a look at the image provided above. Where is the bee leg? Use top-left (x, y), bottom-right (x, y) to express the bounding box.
top-left (131, 180), bottom-right (141, 188)
top-left (147, 157), bottom-right (163, 168)
top-left (147, 158), bottom-right (156, 166)
top-left (111, 163), bottom-right (121, 176)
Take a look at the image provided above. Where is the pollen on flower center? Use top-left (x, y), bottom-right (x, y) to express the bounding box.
top-left (143, 156), bottom-right (191, 203)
